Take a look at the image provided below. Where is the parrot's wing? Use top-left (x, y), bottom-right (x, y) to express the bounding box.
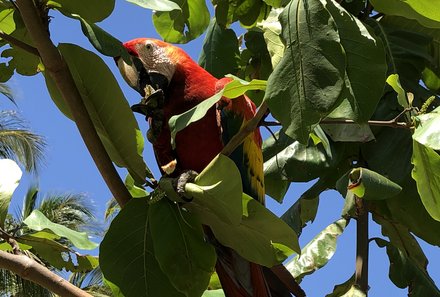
top-left (216, 78), bottom-right (265, 204)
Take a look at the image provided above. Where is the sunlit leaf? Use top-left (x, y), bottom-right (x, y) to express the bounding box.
top-left (127, 0), bottom-right (181, 11)
top-left (386, 74), bottom-right (409, 108)
top-left (370, 0), bottom-right (440, 29)
top-left (413, 106), bottom-right (440, 150)
top-left (100, 198), bottom-right (185, 297)
top-left (0, 8), bottom-right (15, 34)
top-left (44, 44), bottom-right (151, 183)
top-left (150, 199), bottom-right (216, 297)
top-left (412, 140), bottom-right (440, 221)
top-left (325, 274), bottom-right (355, 297)
top-left (0, 159), bottom-right (21, 228)
top-left (47, 0), bottom-right (115, 22)
top-left (183, 154), bottom-right (243, 226)
top-left (286, 218), bottom-right (347, 282)
top-left (152, 0), bottom-right (210, 43)
top-left (265, 0), bottom-right (346, 144)
top-left (202, 289), bottom-right (225, 297)
top-left (257, 8), bottom-right (284, 69)
top-left (23, 210), bottom-right (98, 250)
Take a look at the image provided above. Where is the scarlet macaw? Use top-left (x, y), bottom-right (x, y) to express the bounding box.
top-left (116, 38), bottom-right (299, 297)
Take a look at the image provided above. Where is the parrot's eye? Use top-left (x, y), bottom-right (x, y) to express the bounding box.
top-left (146, 43), bottom-right (152, 50)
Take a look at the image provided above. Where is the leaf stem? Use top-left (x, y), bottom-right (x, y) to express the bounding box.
top-left (15, 0), bottom-right (132, 207)
top-left (355, 196), bottom-right (369, 294)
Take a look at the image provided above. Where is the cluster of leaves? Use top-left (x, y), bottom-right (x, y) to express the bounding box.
top-left (1, 0), bottom-right (440, 296)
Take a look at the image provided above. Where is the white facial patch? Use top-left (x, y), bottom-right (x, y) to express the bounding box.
top-left (136, 41), bottom-right (176, 85)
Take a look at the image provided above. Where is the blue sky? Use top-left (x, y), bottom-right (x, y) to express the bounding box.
top-left (4, 1), bottom-right (440, 296)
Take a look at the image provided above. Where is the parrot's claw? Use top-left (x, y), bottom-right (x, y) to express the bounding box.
top-left (173, 170), bottom-right (198, 202)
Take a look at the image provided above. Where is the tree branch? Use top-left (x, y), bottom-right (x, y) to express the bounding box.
top-left (0, 250), bottom-right (93, 297)
top-left (15, 0), bottom-right (132, 207)
top-left (0, 30), bottom-right (39, 56)
top-left (221, 102), bottom-right (268, 156)
top-left (355, 197), bottom-right (369, 295)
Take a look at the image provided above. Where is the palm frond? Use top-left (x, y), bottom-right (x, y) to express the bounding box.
top-left (0, 83), bottom-right (15, 105)
top-left (21, 184), bottom-right (39, 221)
top-left (69, 266), bottom-right (113, 297)
top-left (0, 268), bottom-right (54, 297)
top-left (0, 111), bottom-right (46, 173)
top-left (38, 193), bottom-right (98, 234)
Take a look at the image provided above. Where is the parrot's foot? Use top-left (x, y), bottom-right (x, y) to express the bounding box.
top-left (172, 170), bottom-right (198, 201)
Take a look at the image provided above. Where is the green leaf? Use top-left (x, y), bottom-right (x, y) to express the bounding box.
top-left (125, 174), bottom-right (148, 198)
top-left (152, 0), bottom-right (210, 43)
top-left (375, 239), bottom-right (440, 296)
top-left (74, 15), bottom-right (131, 63)
top-left (1, 47), bottom-right (41, 76)
top-left (265, 0), bottom-right (346, 144)
top-left (321, 123), bottom-right (375, 142)
top-left (194, 194), bottom-right (300, 267)
top-left (127, 0), bottom-right (181, 11)
top-left (46, 0), bottom-right (115, 22)
top-left (0, 159), bottom-right (22, 228)
top-left (100, 198), bottom-right (186, 297)
top-left (0, 8), bottom-right (16, 34)
top-left (281, 195), bottom-right (319, 236)
top-left (325, 274), bottom-right (355, 297)
top-left (150, 199), bottom-right (216, 297)
top-left (168, 76), bottom-right (266, 147)
top-left (369, 0), bottom-right (440, 29)
top-left (423, 68), bottom-right (440, 91)
top-left (324, 0), bottom-right (387, 123)
top-left (257, 8), bottom-right (285, 69)
top-left (199, 18), bottom-right (240, 78)
top-left (339, 167), bottom-right (402, 200)
top-left (411, 140), bottom-right (440, 221)
top-left (386, 74), bottom-right (409, 108)
top-left (413, 106), bottom-right (440, 150)
top-left (182, 154), bottom-right (243, 226)
top-left (202, 290), bottom-right (225, 297)
top-left (44, 44), bottom-right (151, 184)
top-left (23, 210), bottom-right (98, 250)
top-left (286, 218), bottom-right (347, 282)
top-left (18, 231), bottom-right (98, 272)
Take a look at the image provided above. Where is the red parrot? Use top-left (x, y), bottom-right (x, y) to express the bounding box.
top-left (115, 38), bottom-right (302, 297)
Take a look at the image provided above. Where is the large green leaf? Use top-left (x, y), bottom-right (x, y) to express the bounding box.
top-left (150, 199), bottom-right (216, 297)
top-left (202, 289), bottom-right (225, 297)
top-left (412, 140), bottom-right (440, 221)
top-left (0, 159), bottom-right (21, 228)
top-left (1, 46), bottom-right (41, 76)
top-left (195, 194), bottom-right (300, 267)
top-left (386, 74), bottom-right (409, 109)
top-left (336, 167), bottom-right (402, 200)
top-left (152, 0), bottom-right (210, 43)
top-left (168, 76), bottom-right (266, 147)
top-left (281, 195), bottom-right (319, 236)
top-left (198, 18), bottom-right (240, 78)
top-left (183, 154), bottom-right (243, 226)
top-left (46, 0), bottom-right (115, 22)
top-left (413, 106), bottom-right (440, 150)
top-left (324, 0), bottom-right (387, 123)
top-left (370, 0), bottom-right (440, 29)
top-left (127, 0), bottom-right (181, 11)
top-left (18, 231), bottom-right (98, 272)
top-left (0, 8), bottom-right (15, 34)
top-left (286, 218), bottom-right (347, 282)
top-left (100, 198), bottom-right (186, 297)
top-left (375, 239), bottom-right (440, 296)
top-left (215, 0), bottom-right (269, 28)
top-left (44, 44), bottom-right (150, 184)
top-left (74, 15), bottom-right (131, 63)
top-left (23, 210), bottom-right (98, 250)
top-left (265, 0), bottom-right (346, 144)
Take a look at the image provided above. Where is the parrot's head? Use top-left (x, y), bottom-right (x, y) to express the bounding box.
top-left (115, 38), bottom-right (189, 96)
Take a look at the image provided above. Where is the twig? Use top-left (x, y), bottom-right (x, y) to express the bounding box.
top-left (16, 0), bottom-right (132, 207)
top-left (0, 250), bottom-right (93, 297)
top-left (355, 196), bottom-right (369, 295)
top-left (0, 30), bottom-right (39, 56)
top-left (0, 228), bottom-right (21, 255)
top-left (221, 102), bottom-right (268, 156)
